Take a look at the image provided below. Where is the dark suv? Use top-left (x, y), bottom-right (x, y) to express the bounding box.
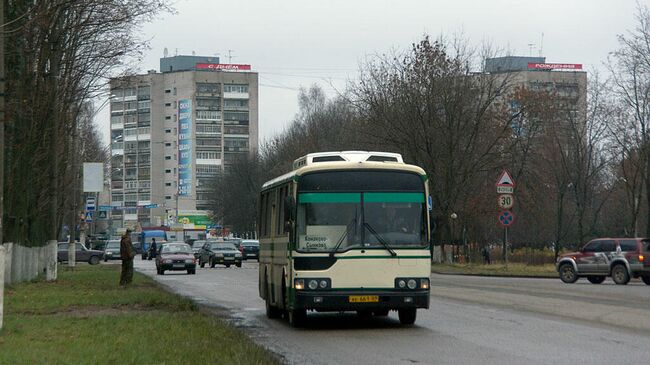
top-left (557, 238), bottom-right (650, 285)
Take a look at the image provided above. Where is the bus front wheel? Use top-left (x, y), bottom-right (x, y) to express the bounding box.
top-left (288, 308), bottom-right (306, 328)
top-left (398, 308), bottom-right (416, 325)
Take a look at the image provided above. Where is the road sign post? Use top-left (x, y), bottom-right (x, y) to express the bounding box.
top-left (496, 170), bottom-right (516, 268)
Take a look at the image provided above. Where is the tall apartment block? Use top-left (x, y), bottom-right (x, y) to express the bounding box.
top-left (109, 55), bottom-right (258, 230)
top-left (484, 56), bottom-right (587, 122)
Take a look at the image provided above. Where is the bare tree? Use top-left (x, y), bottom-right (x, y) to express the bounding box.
top-left (608, 3), bottom-right (650, 236)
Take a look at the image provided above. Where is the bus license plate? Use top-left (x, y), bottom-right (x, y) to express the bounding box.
top-left (349, 295), bottom-right (379, 303)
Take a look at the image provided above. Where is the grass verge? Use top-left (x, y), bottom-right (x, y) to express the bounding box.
top-left (0, 265), bottom-right (281, 365)
top-left (431, 263), bottom-right (558, 278)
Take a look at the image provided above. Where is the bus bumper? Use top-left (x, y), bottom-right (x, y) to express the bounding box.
top-left (294, 290), bottom-right (430, 311)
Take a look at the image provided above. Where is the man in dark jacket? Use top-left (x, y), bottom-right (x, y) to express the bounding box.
top-left (148, 238), bottom-right (157, 260)
top-left (120, 229), bottom-right (135, 286)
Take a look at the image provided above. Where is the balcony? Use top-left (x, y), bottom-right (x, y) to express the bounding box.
top-left (196, 110), bottom-right (221, 120)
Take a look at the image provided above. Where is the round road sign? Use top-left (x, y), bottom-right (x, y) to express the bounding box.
top-left (497, 194), bottom-right (514, 209)
top-left (498, 210), bottom-right (515, 227)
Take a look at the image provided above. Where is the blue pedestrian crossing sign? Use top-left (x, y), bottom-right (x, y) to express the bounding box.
top-left (498, 210), bottom-right (514, 227)
top-left (84, 212), bottom-right (93, 223)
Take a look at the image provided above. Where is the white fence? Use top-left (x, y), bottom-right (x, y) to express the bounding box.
top-left (1, 241), bottom-right (58, 285)
top-left (1, 241), bottom-right (58, 331)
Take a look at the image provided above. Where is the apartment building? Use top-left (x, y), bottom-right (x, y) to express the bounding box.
top-left (109, 55), bottom-right (258, 229)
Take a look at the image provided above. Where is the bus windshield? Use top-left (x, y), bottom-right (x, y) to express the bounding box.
top-left (296, 191), bottom-right (426, 252)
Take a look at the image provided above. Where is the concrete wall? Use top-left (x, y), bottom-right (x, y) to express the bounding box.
top-left (1, 241), bottom-right (57, 285)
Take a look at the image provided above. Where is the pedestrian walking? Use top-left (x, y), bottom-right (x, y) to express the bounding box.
top-left (120, 229), bottom-right (135, 286)
top-left (149, 238), bottom-right (157, 260)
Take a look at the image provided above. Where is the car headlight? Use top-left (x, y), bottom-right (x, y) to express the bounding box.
top-left (184, 259), bottom-right (194, 263)
top-left (163, 259), bottom-right (172, 264)
top-left (235, 253), bottom-right (242, 257)
top-left (215, 253), bottom-right (224, 257)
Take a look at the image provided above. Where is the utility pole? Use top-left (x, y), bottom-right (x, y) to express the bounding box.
top-left (0, 0), bottom-right (5, 248)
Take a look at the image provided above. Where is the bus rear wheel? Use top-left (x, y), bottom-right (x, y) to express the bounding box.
top-left (398, 308), bottom-right (416, 325)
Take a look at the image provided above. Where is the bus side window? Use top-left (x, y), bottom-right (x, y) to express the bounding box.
top-left (276, 186), bottom-right (287, 236)
top-left (260, 192), bottom-right (268, 239)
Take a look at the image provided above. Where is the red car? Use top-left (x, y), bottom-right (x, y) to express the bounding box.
top-left (155, 242), bottom-right (197, 275)
top-left (557, 238), bottom-right (650, 285)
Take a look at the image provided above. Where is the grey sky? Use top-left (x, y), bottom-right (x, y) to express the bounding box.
top-left (98, 0), bottom-right (639, 144)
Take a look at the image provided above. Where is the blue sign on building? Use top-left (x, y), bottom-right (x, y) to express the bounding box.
top-left (178, 99), bottom-right (193, 197)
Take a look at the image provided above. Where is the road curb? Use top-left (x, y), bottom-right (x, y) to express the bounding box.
top-left (431, 270), bottom-right (557, 279)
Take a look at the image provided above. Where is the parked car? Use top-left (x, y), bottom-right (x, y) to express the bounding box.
top-left (240, 239), bottom-right (259, 261)
top-left (57, 242), bottom-right (103, 265)
top-left (557, 237), bottom-right (650, 285)
top-left (103, 240), bottom-right (122, 261)
top-left (198, 242), bottom-right (242, 268)
top-left (225, 238), bottom-right (243, 251)
top-left (155, 242), bottom-right (196, 275)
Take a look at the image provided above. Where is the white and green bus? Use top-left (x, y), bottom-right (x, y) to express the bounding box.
top-left (259, 151), bottom-right (431, 327)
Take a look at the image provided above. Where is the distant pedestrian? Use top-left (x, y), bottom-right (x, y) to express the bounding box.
top-left (120, 229), bottom-right (135, 286)
top-left (149, 238), bottom-right (157, 260)
top-left (482, 246), bottom-right (491, 265)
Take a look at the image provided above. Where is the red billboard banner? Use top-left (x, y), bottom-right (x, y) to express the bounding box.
top-left (527, 63), bottom-right (583, 70)
top-left (196, 63), bottom-right (252, 71)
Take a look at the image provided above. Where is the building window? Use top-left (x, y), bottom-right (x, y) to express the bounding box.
top-left (165, 89), bottom-right (171, 93)
top-left (165, 129), bottom-right (171, 133)
top-left (165, 102), bottom-right (171, 107)
top-left (165, 195), bottom-right (172, 200)
top-left (165, 156), bottom-right (171, 160)
top-left (165, 116), bottom-right (171, 120)
top-left (165, 182), bottom-right (172, 187)
top-left (165, 169), bottom-right (171, 173)
top-left (224, 84), bottom-right (248, 93)
top-left (165, 142), bottom-right (172, 147)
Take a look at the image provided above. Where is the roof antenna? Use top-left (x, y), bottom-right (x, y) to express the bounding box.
top-left (163, 47), bottom-right (168, 58)
top-left (539, 32), bottom-right (544, 57)
top-left (227, 49), bottom-right (235, 63)
top-left (527, 43), bottom-right (535, 56)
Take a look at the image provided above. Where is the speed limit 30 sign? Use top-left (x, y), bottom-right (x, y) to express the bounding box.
top-left (498, 194), bottom-right (514, 210)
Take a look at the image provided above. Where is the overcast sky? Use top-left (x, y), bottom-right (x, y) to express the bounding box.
top-left (97, 0), bottom-right (640, 145)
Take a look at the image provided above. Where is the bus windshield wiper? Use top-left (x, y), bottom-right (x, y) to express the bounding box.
top-left (329, 216), bottom-right (357, 258)
top-left (364, 222), bottom-right (397, 257)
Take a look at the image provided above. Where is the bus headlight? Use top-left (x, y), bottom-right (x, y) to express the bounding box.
top-left (294, 279), bottom-right (305, 290)
top-left (420, 278), bottom-right (429, 289)
top-left (295, 278), bottom-right (330, 290)
top-left (407, 279), bottom-right (417, 289)
top-left (398, 279), bottom-right (407, 288)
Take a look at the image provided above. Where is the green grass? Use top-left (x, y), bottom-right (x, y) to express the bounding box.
top-left (0, 265), bottom-right (281, 365)
top-left (431, 263), bottom-right (558, 277)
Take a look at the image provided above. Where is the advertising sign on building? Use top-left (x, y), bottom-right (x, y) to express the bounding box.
top-left (527, 63), bottom-right (583, 70)
top-left (195, 63), bottom-right (252, 71)
top-left (178, 99), bottom-right (193, 197)
top-left (178, 214), bottom-right (214, 229)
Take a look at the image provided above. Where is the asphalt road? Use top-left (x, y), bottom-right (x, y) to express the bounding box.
top-left (134, 259), bottom-right (650, 365)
